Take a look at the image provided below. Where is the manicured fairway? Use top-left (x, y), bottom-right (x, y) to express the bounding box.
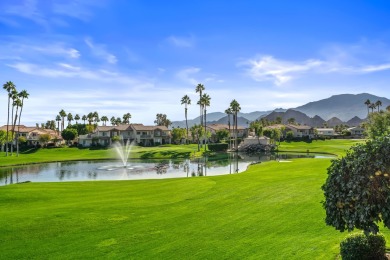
top-left (1, 158), bottom-right (389, 259)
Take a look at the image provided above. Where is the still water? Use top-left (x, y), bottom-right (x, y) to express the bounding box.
top-left (0, 153), bottom-right (330, 186)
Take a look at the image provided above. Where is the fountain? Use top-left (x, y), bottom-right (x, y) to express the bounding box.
top-left (113, 139), bottom-right (133, 167)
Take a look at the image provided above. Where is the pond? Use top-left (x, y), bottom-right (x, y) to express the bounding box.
top-left (0, 152), bottom-right (334, 186)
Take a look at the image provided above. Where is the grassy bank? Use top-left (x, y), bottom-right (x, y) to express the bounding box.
top-left (0, 139), bottom-right (363, 167)
top-left (1, 158), bottom-right (388, 259)
top-left (0, 144), bottom-right (203, 167)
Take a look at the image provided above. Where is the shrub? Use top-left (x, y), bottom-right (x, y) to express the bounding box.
top-left (340, 233), bottom-right (386, 260)
top-left (208, 143), bottom-right (228, 152)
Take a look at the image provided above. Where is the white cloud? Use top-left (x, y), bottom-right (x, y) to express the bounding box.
top-left (167, 35), bottom-right (194, 48)
top-left (176, 67), bottom-right (201, 85)
top-left (85, 38), bottom-right (118, 64)
top-left (7, 62), bottom-right (139, 85)
top-left (241, 55), bottom-right (390, 85)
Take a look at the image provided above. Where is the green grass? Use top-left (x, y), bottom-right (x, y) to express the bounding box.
top-left (277, 139), bottom-right (365, 156)
top-left (1, 139), bottom-right (389, 259)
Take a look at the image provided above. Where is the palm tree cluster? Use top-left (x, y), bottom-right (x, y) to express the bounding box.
top-left (364, 99), bottom-right (383, 115)
top-left (229, 99), bottom-right (241, 150)
top-left (52, 110), bottom-right (132, 131)
top-left (2, 81), bottom-right (29, 157)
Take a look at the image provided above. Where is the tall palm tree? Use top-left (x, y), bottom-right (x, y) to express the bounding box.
top-left (3, 81), bottom-right (16, 156)
top-left (67, 113), bottom-right (73, 126)
top-left (82, 115), bottom-right (87, 124)
top-left (364, 99), bottom-right (371, 116)
top-left (87, 112), bottom-right (94, 125)
top-left (110, 116), bottom-right (116, 126)
top-left (11, 97), bottom-right (22, 156)
top-left (225, 108), bottom-right (232, 150)
top-left (195, 83), bottom-right (205, 127)
top-left (92, 111), bottom-right (99, 125)
top-left (122, 113), bottom-right (131, 124)
top-left (55, 115), bottom-right (61, 134)
top-left (181, 95), bottom-right (191, 144)
top-left (230, 99), bottom-right (241, 151)
top-left (101, 116), bottom-right (109, 126)
top-left (16, 90), bottom-right (29, 156)
top-left (375, 100), bottom-right (382, 112)
top-left (200, 93), bottom-right (211, 151)
top-left (369, 103), bottom-right (376, 113)
top-left (74, 114), bottom-right (80, 124)
top-left (59, 109), bottom-right (66, 131)
top-left (9, 89), bottom-right (18, 155)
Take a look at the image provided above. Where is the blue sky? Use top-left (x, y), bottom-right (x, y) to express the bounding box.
top-left (1, 0), bottom-right (390, 126)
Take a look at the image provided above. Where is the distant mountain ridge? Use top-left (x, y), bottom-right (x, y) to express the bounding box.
top-left (170, 93), bottom-right (387, 128)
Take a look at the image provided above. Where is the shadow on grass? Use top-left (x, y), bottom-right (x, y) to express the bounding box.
top-left (20, 148), bottom-right (39, 154)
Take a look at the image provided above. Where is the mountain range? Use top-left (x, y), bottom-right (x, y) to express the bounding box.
top-left (171, 93), bottom-right (390, 128)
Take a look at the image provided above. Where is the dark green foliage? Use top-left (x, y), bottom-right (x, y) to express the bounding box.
top-left (208, 143), bottom-right (228, 152)
top-left (67, 124), bottom-right (89, 135)
top-left (61, 128), bottom-right (78, 144)
top-left (340, 233), bottom-right (386, 260)
top-left (322, 136), bottom-right (390, 234)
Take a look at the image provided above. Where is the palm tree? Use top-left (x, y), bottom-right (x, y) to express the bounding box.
top-left (82, 115), bottom-right (87, 124)
top-left (110, 116), bottom-right (116, 126)
top-left (92, 111), bottom-right (99, 125)
top-left (67, 113), bottom-right (73, 126)
top-left (230, 99), bottom-right (241, 151)
top-left (375, 100), bottom-right (382, 112)
top-left (3, 81), bottom-right (16, 156)
top-left (74, 114), bottom-right (80, 124)
top-left (181, 95), bottom-right (191, 144)
top-left (55, 115), bottom-right (61, 134)
top-left (9, 89), bottom-right (18, 155)
top-left (59, 109), bottom-right (66, 131)
top-left (369, 103), bottom-right (376, 113)
top-left (87, 112), bottom-right (94, 125)
top-left (11, 97), bottom-right (22, 156)
top-left (200, 93), bottom-right (211, 151)
top-left (195, 83), bottom-right (205, 127)
top-left (101, 116), bottom-right (109, 126)
top-left (225, 108), bottom-right (232, 150)
top-left (16, 90), bottom-right (29, 156)
top-left (364, 99), bottom-right (371, 116)
top-left (122, 113), bottom-right (131, 124)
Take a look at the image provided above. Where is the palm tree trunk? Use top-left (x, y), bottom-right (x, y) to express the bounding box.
top-left (5, 97), bottom-right (10, 156)
top-left (17, 99), bottom-right (24, 156)
top-left (204, 108), bottom-right (207, 152)
top-left (10, 104), bottom-right (15, 155)
top-left (185, 107), bottom-right (188, 145)
top-left (235, 112), bottom-right (238, 151)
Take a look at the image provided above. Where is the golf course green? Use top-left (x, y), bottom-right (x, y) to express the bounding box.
top-left (0, 139), bottom-right (388, 259)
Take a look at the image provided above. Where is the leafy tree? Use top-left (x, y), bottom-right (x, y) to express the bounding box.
top-left (287, 117), bottom-right (296, 125)
top-left (38, 134), bottom-right (51, 147)
top-left (190, 124), bottom-right (203, 151)
top-left (0, 130), bottom-right (6, 152)
top-left (181, 95), bottom-right (191, 144)
top-left (275, 116), bottom-right (282, 124)
top-left (111, 135), bottom-right (120, 143)
top-left (263, 128), bottom-right (273, 139)
top-left (285, 130), bottom-right (294, 141)
top-left (67, 124), bottom-right (89, 136)
top-left (171, 128), bottom-right (186, 144)
top-left (216, 129), bottom-right (229, 143)
top-left (322, 136), bottom-right (390, 235)
top-left (61, 128), bottom-right (78, 145)
top-left (365, 110), bottom-right (390, 139)
top-left (154, 113), bottom-right (171, 127)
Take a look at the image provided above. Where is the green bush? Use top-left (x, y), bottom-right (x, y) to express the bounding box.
top-left (340, 233), bottom-right (386, 260)
top-left (208, 143), bottom-right (228, 152)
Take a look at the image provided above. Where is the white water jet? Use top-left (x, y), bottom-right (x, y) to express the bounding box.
top-left (113, 139), bottom-right (134, 167)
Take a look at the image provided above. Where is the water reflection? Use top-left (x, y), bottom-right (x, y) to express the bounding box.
top-left (0, 152), bottom-right (332, 185)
